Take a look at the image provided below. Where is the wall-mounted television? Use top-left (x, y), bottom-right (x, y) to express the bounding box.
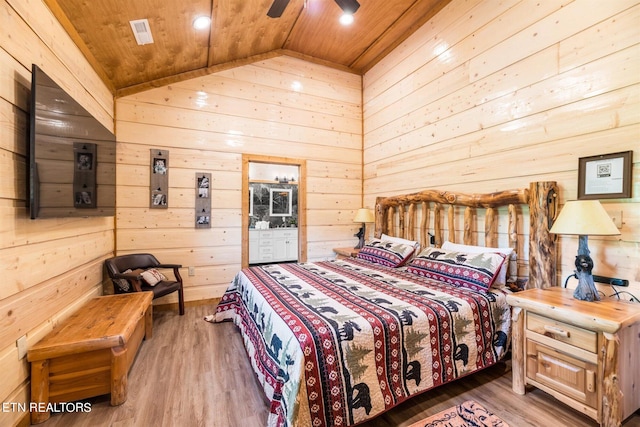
top-left (29, 64), bottom-right (116, 219)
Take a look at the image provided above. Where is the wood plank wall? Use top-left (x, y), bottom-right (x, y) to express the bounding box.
top-left (115, 56), bottom-right (363, 304)
top-left (363, 0), bottom-right (639, 298)
top-left (1, 1), bottom-right (637, 424)
top-left (0, 0), bottom-right (115, 424)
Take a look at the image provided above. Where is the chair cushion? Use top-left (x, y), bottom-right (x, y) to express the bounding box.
top-left (142, 280), bottom-right (181, 299)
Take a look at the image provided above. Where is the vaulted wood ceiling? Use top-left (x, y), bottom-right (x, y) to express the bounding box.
top-left (45, 0), bottom-right (450, 97)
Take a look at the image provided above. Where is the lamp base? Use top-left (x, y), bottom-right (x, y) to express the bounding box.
top-left (573, 271), bottom-right (600, 302)
top-left (354, 225), bottom-right (365, 249)
top-left (573, 237), bottom-right (600, 302)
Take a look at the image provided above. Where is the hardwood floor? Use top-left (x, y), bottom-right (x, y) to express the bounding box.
top-left (37, 305), bottom-right (640, 427)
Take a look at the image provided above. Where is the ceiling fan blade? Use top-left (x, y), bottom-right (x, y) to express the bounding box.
top-left (267, 0), bottom-right (291, 18)
top-left (335, 0), bottom-right (360, 14)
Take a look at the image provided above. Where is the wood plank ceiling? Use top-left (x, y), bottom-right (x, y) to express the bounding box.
top-left (45, 0), bottom-right (450, 96)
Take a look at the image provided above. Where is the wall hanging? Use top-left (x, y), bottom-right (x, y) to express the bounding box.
top-left (195, 172), bottom-right (211, 228)
top-left (150, 149), bottom-right (169, 208)
top-left (73, 142), bottom-right (97, 208)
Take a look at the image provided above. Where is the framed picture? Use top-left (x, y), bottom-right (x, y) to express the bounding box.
top-left (578, 151), bottom-right (633, 200)
top-left (151, 191), bottom-right (167, 207)
top-left (197, 175), bottom-right (210, 198)
top-left (76, 152), bottom-right (93, 171)
top-left (75, 190), bottom-right (93, 208)
top-left (270, 188), bottom-right (292, 216)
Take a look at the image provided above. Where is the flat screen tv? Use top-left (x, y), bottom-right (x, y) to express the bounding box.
top-left (29, 64), bottom-right (116, 219)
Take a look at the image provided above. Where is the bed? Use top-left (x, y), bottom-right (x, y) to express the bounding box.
top-left (212, 181), bottom-right (559, 427)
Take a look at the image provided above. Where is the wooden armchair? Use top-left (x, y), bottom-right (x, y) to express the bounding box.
top-left (105, 253), bottom-right (185, 315)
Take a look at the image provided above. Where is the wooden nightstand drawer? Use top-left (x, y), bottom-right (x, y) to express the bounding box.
top-left (526, 340), bottom-right (598, 409)
top-left (527, 312), bottom-right (597, 353)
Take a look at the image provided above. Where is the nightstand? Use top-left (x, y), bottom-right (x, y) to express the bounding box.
top-left (333, 247), bottom-right (360, 260)
top-left (506, 287), bottom-right (640, 427)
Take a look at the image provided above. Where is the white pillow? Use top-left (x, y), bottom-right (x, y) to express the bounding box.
top-left (441, 241), bottom-right (515, 285)
top-left (381, 233), bottom-right (420, 249)
top-left (140, 268), bottom-right (166, 286)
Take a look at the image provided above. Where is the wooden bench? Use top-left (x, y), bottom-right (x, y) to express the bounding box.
top-left (27, 292), bottom-right (153, 424)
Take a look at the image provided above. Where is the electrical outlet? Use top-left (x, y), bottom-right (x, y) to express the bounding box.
top-left (16, 335), bottom-right (27, 360)
top-left (188, 266), bottom-right (195, 276)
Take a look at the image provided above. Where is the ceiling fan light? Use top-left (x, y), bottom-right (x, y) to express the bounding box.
top-left (339, 13), bottom-right (354, 25)
top-left (193, 16), bottom-right (211, 30)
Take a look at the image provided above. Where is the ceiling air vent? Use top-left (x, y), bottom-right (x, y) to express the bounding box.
top-left (129, 19), bottom-right (154, 45)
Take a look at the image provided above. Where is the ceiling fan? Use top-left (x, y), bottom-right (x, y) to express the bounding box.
top-left (267, 0), bottom-right (290, 18)
top-left (267, 0), bottom-right (360, 18)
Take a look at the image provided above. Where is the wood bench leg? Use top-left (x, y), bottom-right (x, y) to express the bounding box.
top-left (511, 307), bottom-right (526, 395)
top-left (145, 305), bottom-right (153, 340)
top-left (30, 359), bottom-right (51, 424)
top-left (111, 345), bottom-right (128, 405)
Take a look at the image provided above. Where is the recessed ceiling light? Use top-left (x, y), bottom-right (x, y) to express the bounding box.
top-left (193, 16), bottom-right (211, 30)
top-left (339, 13), bottom-right (354, 25)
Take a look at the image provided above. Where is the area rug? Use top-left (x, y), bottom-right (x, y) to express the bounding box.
top-left (408, 400), bottom-right (509, 427)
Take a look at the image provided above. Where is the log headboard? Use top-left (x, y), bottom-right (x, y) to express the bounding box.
top-left (373, 181), bottom-right (559, 290)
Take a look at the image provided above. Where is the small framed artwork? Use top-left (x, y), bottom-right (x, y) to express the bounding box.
top-left (578, 151), bottom-right (633, 200)
top-left (151, 190), bottom-right (167, 207)
top-left (196, 211), bottom-right (210, 226)
top-left (270, 188), bottom-right (292, 216)
top-left (76, 152), bottom-right (94, 170)
top-left (197, 175), bottom-right (210, 198)
top-left (75, 190), bottom-right (93, 207)
top-left (153, 158), bottom-right (167, 175)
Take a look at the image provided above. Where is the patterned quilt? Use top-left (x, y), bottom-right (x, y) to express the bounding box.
top-left (213, 258), bottom-right (512, 427)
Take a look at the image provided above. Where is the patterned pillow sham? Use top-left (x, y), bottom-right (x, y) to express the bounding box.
top-left (442, 241), bottom-right (516, 285)
top-left (356, 238), bottom-right (416, 268)
top-left (406, 247), bottom-right (506, 291)
top-left (381, 233), bottom-right (420, 249)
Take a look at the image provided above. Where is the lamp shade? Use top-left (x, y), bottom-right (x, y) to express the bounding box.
top-left (353, 208), bottom-right (375, 223)
top-left (549, 200), bottom-right (620, 236)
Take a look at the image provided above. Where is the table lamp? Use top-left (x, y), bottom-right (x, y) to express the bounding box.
top-left (549, 200), bottom-right (620, 301)
top-left (353, 208), bottom-right (375, 249)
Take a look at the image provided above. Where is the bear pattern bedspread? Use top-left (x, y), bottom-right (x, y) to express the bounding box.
top-left (213, 258), bottom-right (511, 427)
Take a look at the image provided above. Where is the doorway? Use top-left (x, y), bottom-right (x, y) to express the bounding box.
top-left (242, 154), bottom-right (307, 268)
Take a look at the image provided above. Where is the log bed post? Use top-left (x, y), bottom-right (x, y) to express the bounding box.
top-left (420, 202), bottom-right (428, 248)
top-left (434, 203), bottom-right (442, 247)
top-left (528, 181), bottom-right (558, 289)
top-left (408, 203), bottom-right (416, 241)
top-left (463, 207), bottom-right (473, 245)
